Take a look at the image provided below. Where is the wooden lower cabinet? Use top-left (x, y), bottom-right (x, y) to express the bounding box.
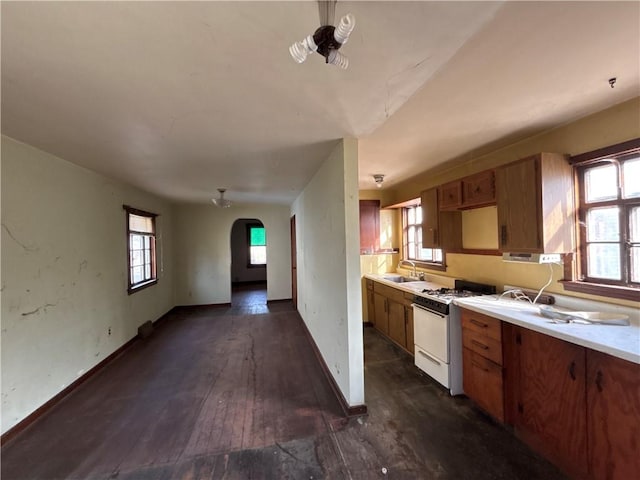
top-left (513, 327), bottom-right (588, 478)
top-left (366, 288), bottom-right (375, 324)
top-left (461, 308), bottom-right (504, 422)
top-left (463, 348), bottom-right (504, 421)
top-left (387, 300), bottom-right (406, 347)
top-left (373, 292), bottom-right (389, 335)
top-left (368, 280), bottom-right (414, 355)
top-left (587, 350), bottom-right (640, 480)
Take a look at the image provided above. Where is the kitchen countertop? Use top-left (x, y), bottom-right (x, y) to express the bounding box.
top-left (364, 273), bottom-right (452, 297)
top-left (455, 295), bottom-right (640, 365)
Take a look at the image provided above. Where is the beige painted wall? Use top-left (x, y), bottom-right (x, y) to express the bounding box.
top-left (383, 98), bottom-right (640, 308)
top-left (172, 203), bottom-right (291, 305)
top-left (292, 138), bottom-right (365, 406)
top-left (1, 135), bottom-right (175, 434)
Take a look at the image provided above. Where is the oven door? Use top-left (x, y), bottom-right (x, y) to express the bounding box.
top-left (413, 303), bottom-right (450, 388)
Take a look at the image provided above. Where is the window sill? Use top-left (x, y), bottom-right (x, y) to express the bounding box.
top-left (128, 279), bottom-right (157, 295)
top-left (409, 260), bottom-right (447, 272)
top-left (560, 280), bottom-right (640, 302)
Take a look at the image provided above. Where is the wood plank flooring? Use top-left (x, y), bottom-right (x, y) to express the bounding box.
top-left (2, 290), bottom-right (565, 479)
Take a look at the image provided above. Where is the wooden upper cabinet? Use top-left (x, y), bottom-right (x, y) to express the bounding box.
top-left (496, 153), bottom-right (574, 253)
top-left (439, 171), bottom-right (495, 211)
top-left (359, 200), bottom-right (380, 254)
top-left (421, 188), bottom-right (462, 250)
top-left (462, 170), bottom-right (495, 208)
top-left (439, 181), bottom-right (462, 210)
top-left (587, 350), bottom-right (640, 480)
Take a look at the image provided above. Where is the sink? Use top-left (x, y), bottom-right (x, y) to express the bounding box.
top-left (383, 275), bottom-right (421, 283)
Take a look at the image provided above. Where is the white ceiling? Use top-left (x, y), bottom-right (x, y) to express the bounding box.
top-left (2, 1), bottom-right (639, 205)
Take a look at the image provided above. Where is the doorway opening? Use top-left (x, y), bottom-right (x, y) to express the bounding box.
top-left (230, 218), bottom-right (267, 308)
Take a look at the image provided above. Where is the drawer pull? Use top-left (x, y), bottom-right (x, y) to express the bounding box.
top-left (418, 350), bottom-right (441, 366)
top-left (471, 339), bottom-right (489, 350)
top-left (595, 370), bottom-right (604, 392)
top-left (470, 319), bottom-right (488, 328)
top-left (471, 361), bottom-right (489, 373)
top-left (568, 361), bottom-right (577, 381)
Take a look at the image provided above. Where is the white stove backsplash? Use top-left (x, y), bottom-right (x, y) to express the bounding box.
top-left (504, 284), bottom-right (640, 326)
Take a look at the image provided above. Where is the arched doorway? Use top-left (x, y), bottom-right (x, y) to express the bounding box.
top-left (230, 218), bottom-right (267, 308)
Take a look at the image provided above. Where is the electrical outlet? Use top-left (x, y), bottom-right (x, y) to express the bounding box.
top-left (108, 327), bottom-right (111, 336)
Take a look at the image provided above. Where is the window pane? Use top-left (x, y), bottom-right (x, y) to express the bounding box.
top-left (250, 227), bottom-right (266, 246)
top-left (587, 244), bottom-right (621, 280)
top-left (132, 266), bottom-right (144, 283)
top-left (623, 157), bottom-right (640, 199)
top-left (586, 207), bottom-right (619, 242)
top-left (630, 206), bottom-right (640, 242)
top-left (415, 206), bottom-right (422, 224)
top-left (131, 249), bottom-right (143, 267)
top-left (130, 235), bottom-right (142, 250)
top-left (129, 214), bottom-right (153, 233)
top-left (631, 246), bottom-right (640, 283)
top-left (585, 164), bottom-right (618, 203)
top-left (250, 245), bottom-right (267, 265)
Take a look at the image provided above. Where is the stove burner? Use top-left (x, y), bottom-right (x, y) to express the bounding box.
top-left (421, 288), bottom-right (478, 298)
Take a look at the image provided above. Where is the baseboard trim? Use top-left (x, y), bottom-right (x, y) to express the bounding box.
top-left (266, 298), bottom-right (292, 305)
top-left (297, 314), bottom-right (367, 418)
top-left (1, 307), bottom-right (174, 446)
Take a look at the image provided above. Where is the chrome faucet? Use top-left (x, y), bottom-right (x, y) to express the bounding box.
top-left (405, 260), bottom-right (417, 278)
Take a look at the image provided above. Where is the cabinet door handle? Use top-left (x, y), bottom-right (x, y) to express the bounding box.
top-left (568, 361), bottom-right (576, 381)
top-left (595, 370), bottom-right (604, 392)
top-left (470, 319), bottom-right (488, 328)
top-left (500, 225), bottom-right (507, 246)
top-left (472, 361), bottom-right (489, 373)
top-left (471, 339), bottom-right (489, 350)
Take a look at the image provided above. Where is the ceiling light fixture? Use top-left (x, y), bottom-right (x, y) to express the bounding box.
top-left (289, 1), bottom-right (355, 69)
top-left (373, 174), bottom-right (385, 188)
top-left (211, 188), bottom-right (232, 208)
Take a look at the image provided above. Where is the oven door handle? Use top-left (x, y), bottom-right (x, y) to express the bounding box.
top-left (411, 303), bottom-right (446, 318)
top-left (417, 349), bottom-right (442, 365)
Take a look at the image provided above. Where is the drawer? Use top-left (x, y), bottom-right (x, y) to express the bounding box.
top-left (374, 282), bottom-right (405, 304)
top-left (461, 308), bottom-right (502, 341)
top-left (415, 345), bottom-right (449, 388)
top-left (463, 328), bottom-right (503, 365)
top-left (463, 348), bottom-right (504, 422)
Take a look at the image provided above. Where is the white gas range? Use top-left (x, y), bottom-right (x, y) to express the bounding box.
top-left (412, 280), bottom-right (496, 395)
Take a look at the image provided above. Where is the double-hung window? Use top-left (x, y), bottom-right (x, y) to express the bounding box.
top-left (402, 205), bottom-right (443, 266)
top-left (567, 139), bottom-right (640, 299)
top-left (248, 224), bottom-right (266, 267)
top-left (124, 206), bottom-right (157, 293)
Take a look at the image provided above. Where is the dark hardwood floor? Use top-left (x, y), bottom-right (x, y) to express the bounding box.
top-left (2, 298), bottom-right (564, 479)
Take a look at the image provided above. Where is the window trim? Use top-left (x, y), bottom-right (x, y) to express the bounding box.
top-left (246, 223), bottom-right (266, 269)
top-left (402, 205), bottom-right (446, 271)
top-left (562, 138), bottom-right (640, 300)
top-left (124, 205), bottom-right (158, 294)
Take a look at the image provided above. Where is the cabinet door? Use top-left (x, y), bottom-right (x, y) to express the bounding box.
top-left (496, 157), bottom-right (541, 252)
top-left (421, 188), bottom-right (462, 249)
top-left (463, 170), bottom-right (495, 208)
top-left (405, 306), bottom-right (414, 352)
top-left (421, 188), bottom-right (440, 247)
top-left (463, 348), bottom-right (504, 422)
top-left (439, 181), bottom-right (462, 210)
top-left (515, 328), bottom-right (588, 478)
top-left (387, 300), bottom-right (406, 347)
top-left (587, 350), bottom-right (640, 480)
top-left (373, 293), bottom-right (389, 335)
top-left (359, 200), bottom-right (380, 254)
top-left (366, 289), bottom-right (376, 324)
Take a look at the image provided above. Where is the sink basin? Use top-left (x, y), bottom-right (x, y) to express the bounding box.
top-left (383, 275), bottom-right (421, 283)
